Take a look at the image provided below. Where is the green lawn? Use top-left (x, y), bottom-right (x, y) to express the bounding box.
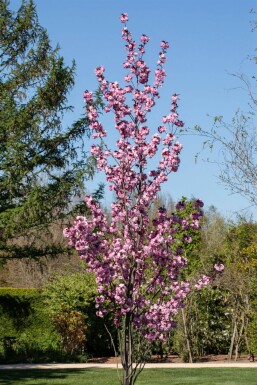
top-left (0, 368), bottom-right (256, 385)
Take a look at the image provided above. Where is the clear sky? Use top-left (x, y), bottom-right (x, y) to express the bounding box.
top-left (11, 0), bottom-right (257, 219)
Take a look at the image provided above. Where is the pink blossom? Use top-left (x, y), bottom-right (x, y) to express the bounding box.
top-left (195, 275), bottom-right (211, 290)
top-left (140, 34), bottom-right (150, 43)
top-left (94, 66), bottom-right (105, 77)
top-left (158, 125), bottom-right (166, 133)
top-left (160, 41), bottom-right (169, 49)
top-left (194, 199), bottom-right (204, 209)
top-left (214, 263), bottom-right (224, 272)
top-left (120, 13), bottom-right (129, 23)
top-left (124, 73), bottom-right (133, 82)
top-left (83, 90), bottom-right (93, 102)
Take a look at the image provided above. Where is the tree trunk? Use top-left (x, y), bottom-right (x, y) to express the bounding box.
top-left (121, 313), bottom-right (133, 385)
top-left (181, 307), bottom-right (193, 363)
top-left (234, 317), bottom-right (244, 361)
top-left (244, 324), bottom-right (255, 362)
top-left (228, 319), bottom-right (237, 361)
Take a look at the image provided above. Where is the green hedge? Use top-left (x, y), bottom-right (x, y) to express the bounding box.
top-left (0, 286), bottom-right (115, 363)
top-left (0, 287), bottom-right (63, 363)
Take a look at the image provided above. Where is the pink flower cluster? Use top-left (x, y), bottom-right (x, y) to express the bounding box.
top-left (64, 13), bottom-right (205, 342)
top-left (64, 197), bottom-right (204, 340)
top-left (194, 275), bottom-right (211, 290)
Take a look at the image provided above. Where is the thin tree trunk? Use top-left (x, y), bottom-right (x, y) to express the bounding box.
top-left (244, 325), bottom-right (255, 362)
top-left (181, 307), bottom-right (193, 363)
top-left (234, 317), bottom-right (245, 361)
top-left (121, 313), bottom-right (133, 385)
top-left (228, 319), bottom-right (237, 361)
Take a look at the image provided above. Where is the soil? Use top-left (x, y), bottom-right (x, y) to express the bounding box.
top-left (88, 354), bottom-right (256, 364)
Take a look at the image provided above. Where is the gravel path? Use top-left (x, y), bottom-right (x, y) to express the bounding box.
top-left (1, 362), bottom-right (257, 369)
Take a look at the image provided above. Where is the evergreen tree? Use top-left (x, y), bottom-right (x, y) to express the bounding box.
top-left (0, 0), bottom-right (97, 262)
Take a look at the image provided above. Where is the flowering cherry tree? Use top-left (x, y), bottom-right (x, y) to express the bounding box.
top-left (64, 13), bottom-right (212, 385)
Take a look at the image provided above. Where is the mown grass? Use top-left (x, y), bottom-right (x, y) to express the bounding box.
top-left (0, 368), bottom-right (257, 385)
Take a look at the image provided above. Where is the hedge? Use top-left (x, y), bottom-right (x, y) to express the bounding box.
top-left (0, 287), bottom-right (63, 363)
top-left (0, 286), bottom-right (115, 363)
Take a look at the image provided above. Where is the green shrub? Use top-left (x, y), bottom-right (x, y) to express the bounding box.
top-left (0, 279), bottom-right (117, 363)
top-left (0, 287), bottom-right (62, 363)
top-left (43, 272), bottom-right (117, 357)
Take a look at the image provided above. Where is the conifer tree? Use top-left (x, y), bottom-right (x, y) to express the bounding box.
top-left (0, 0), bottom-right (97, 262)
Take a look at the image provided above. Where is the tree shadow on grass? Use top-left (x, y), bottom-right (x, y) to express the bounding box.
top-left (0, 369), bottom-right (92, 385)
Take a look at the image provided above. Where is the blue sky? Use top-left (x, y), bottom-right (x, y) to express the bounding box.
top-left (12, 0), bottom-right (257, 219)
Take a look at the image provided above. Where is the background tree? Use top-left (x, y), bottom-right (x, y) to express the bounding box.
top-left (184, 19), bottom-right (257, 358)
top-left (194, 109), bottom-right (257, 207)
top-left (191, 19), bottom-right (257, 208)
top-left (0, 0), bottom-right (98, 264)
top-left (173, 206), bottom-right (228, 362)
top-left (220, 220), bottom-right (257, 361)
top-left (175, 212), bottom-right (257, 363)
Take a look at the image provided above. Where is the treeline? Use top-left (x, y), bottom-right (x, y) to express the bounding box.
top-left (176, 205), bottom-right (257, 362)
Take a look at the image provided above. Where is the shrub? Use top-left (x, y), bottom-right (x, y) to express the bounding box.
top-left (0, 287), bottom-right (62, 363)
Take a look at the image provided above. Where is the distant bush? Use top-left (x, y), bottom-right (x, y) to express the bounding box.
top-left (43, 272), bottom-right (117, 357)
top-left (0, 287), bottom-right (64, 363)
top-left (0, 278), bottom-right (117, 363)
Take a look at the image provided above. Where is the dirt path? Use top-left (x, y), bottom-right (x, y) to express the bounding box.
top-left (1, 362), bottom-right (257, 369)
top-left (1, 355), bottom-right (257, 370)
